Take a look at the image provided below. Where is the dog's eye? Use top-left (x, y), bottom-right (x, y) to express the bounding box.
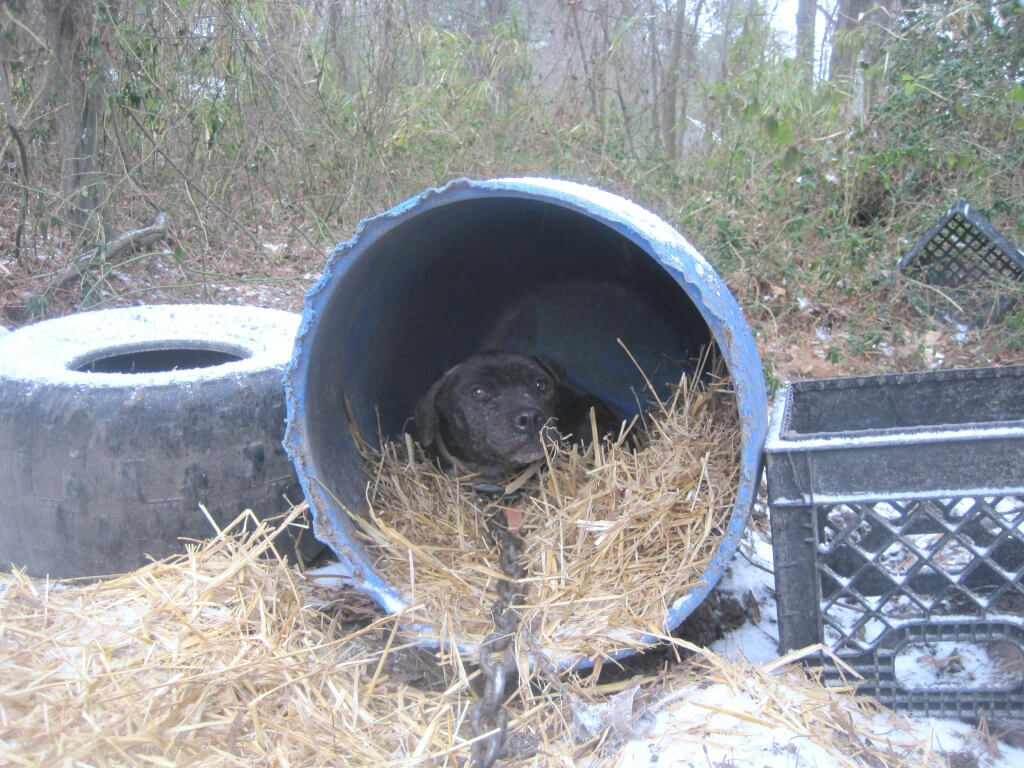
top-left (535, 378), bottom-right (549, 393)
top-left (471, 386), bottom-right (488, 400)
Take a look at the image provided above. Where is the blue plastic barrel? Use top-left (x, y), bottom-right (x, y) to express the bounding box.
top-left (284, 177), bottom-right (767, 661)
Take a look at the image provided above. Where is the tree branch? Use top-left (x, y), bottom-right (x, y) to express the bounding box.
top-left (124, 108), bottom-right (261, 249)
top-left (48, 212), bottom-right (170, 292)
top-left (0, 40), bottom-right (32, 269)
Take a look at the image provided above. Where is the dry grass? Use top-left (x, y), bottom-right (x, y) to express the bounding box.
top-left (351, 371), bottom-right (743, 666)
top-left (0, 511), bottom-right (967, 767)
top-left (0, 508), bottom-right (487, 767)
top-left (613, 640), bottom-right (976, 768)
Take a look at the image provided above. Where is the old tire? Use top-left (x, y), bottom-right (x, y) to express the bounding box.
top-left (0, 304), bottom-right (320, 578)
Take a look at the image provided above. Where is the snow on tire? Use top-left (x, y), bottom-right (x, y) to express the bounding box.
top-left (0, 304), bottom-right (320, 578)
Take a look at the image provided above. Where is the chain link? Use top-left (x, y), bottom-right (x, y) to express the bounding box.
top-left (471, 490), bottom-right (527, 768)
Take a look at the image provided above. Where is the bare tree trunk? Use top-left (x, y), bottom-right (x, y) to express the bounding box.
top-left (45, 0), bottom-right (112, 244)
top-left (796, 0), bottom-right (816, 84)
top-left (568, 0), bottom-right (601, 120)
top-left (326, 0), bottom-right (353, 92)
top-left (828, 0), bottom-right (872, 84)
top-left (646, 6), bottom-right (661, 146)
top-left (830, 0), bottom-right (900, 122)
top-left (658, 0), bottom-right (704, 162)
top-left (860, 0), bottom-right (901, 119)
top-left (483, 0), bottom-right (509, 24)
top-left (0, 38), bottom-right (32, 268)
top-left (660, 0), bottom-right (687, 163)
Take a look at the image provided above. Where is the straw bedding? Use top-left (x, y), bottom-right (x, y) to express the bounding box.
top-left (0, 511), bottom-right (965, 767)
top-left (352, 369), bottom-right (743, 663)
top-left (0, 360), bottom-right (984, 765)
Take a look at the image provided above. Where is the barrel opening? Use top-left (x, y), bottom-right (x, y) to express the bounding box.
top-left (302, 196), bottom-right (719, 516)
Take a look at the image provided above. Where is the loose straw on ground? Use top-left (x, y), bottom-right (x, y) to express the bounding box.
top-left (0, 507), bottom-right (969, 767)
top-left (0, 508), bottom-right (482, 766)
top-left (598, 639), bottom-right (978, 768)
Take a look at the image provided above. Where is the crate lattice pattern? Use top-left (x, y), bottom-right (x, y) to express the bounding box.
top-left (900, 201), bottom-right (1024, 287)
top-left (818, 496), bottom-right (1024, 652)
top-left (812, 494), bottom-right (1024, 717)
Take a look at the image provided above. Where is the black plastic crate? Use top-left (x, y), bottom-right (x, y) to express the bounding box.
top-left (765, 365), bottom-right (1024, 719)
top-left (898, 200), bottom-right (1024, 325)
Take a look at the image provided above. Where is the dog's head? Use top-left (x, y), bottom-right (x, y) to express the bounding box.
top-left (413, 352), bottom-right (562, 477)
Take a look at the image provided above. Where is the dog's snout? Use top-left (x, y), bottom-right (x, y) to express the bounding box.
top-left (513, 408), bottom-right (546, 434)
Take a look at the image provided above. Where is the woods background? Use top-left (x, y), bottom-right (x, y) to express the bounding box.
top-left (1, 0), bottom-right (1022, 382)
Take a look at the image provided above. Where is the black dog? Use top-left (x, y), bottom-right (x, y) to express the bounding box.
top-left (412, 352), bottom-right (621, 478)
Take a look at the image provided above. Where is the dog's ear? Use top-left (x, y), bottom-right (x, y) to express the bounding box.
top-left (412, 365), bottom-right (460, 448)
top-left (413, 379), bottom-right (442, 448)
top-left (531, 355), bottom-right (565, 384)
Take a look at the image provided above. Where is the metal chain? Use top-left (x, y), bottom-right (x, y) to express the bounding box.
top-left (471, 490), bottom-right (527, 768)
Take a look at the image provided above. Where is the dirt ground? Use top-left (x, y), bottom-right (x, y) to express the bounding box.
top-left (5, 208), bottom-right (1022, 383)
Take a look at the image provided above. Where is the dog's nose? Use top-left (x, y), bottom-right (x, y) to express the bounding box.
top-left (513, 408), bottom-right (546, 434)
